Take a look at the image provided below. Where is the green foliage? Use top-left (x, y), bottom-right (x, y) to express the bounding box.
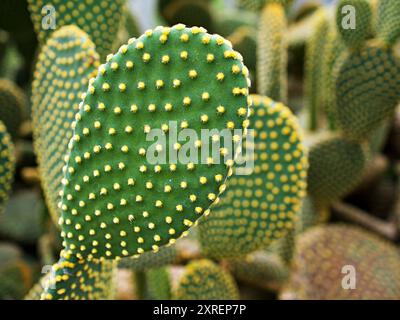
top-left (27, 0), bottom-right (125, 59)
top-left (281, 224), bottom-right (400, 299)
top-left (257, 3), bottom-right (288, 102)
top-left (199, 95), bottom-right (307, 259)
top-left (307, 134), bottom-right (367, 202)
top-left (376, 0), bottom-right (400, 45)
top-left (214, 9), bottom-right (257, 38)
top-left (0, 121), bottom-right (14, 214)
top-left (32, 25), bottom-right (100, 225)
top-left (145, 267), bottom-right (171, 300)
top-left (0, 78), bottom-right (26, 138)
top-left (334, 40), bottom-right (400, 139)
top-left (29, 249), bottom-right (116, 300)
top-left (58, 24), bottom-right (251, 261)
top-left (336, 0), bottom-right (372, 48)
top-left (174, 259), bottom-right (239, 300)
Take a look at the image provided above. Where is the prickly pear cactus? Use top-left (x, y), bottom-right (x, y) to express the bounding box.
top-left (280, 225), bottom-right (400, 299)
top-left (32, 249), bottom-right (116, 300)
top-left (58, 24), bottom-right (251, 261)
top-left (307, 135), bottom-right (367, 202)
top-left (145, 267), bottom-right (171, 300)
top-left (32, 25), bottom-right (100, 225)
top-left (199, 95), bottom-right (307, 259)
top-left (257, 3), bottom-right (288, 102)
top-left (174, 259), bottom-right (239, 300)
top-left (334, 40), bottom-right (400, 139)
top-left (228, 251), bottom-right (289, 290)
top-left (0, 121), bottom-right (15, 214)
top-left (27, 0), bottom-right (125, 59)
top-left (376, 0), bottom-right (400, 45)
top-left (336, 0), bottom-right (372, 48)
top-left (0, 78), bottom-right (26, 138)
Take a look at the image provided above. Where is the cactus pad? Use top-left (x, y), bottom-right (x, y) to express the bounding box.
top-left (59, 24), bottom-right (251, 261)
top-left (281, 225), bottom-right (400, 299)
top-left (145, 267), bottom-right (172, 300)
top-left (0, 121), bottom-right (14, 214)
top-left (257, 3), bottom-right (288, 102)
top-left (39, 249), bottom-right (116, 300)
top-left (376, 0), bottom-right (400, 45)
top-left (27, 0), bottom-right (125, 59)
top-left (334, 40), bottom-right (400, 139)
top-left (307, 135), bottom-right (367, 202)
top-left (199, 95), bottom-right (307, 259)
top-left (0, 78), bottom-right (26, 138)
top-left (174, 259), bottom-right (239, 300)
top-left (32, 25), bottom-right (100, 225)
top-left (336, 0), bottom-right (372, 48)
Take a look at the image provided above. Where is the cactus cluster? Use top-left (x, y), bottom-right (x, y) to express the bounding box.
top-left (0, 121), bottom-right (15, 214)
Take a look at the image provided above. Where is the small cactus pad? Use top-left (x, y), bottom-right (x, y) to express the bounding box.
top-left (0, 78), bottom-right (26, 138)
top-left (199, 95), bottom-right (307, 259)
top-left (0, 243), bottom-right (33, 299)
top-left (59, 24), bottom-right (251, 261)
top-left (228, 251), bottom-right (289, 290)
top-left (173, 259), bottom-right (239, 300)
top-left (307, 135), bottom-right (367, 202)
top-left (27, 0), bottom-right (125, 59)
top-left (0, 121), bottom-right (15, 214)
top-left (336, 0), bottom-right (372, 48)
top-left (334, 40), bottom-right (400, 139)
top-left (257, 3), bottom-right (288, 102)
top-left (39, 249), bottom-right (116, 300)
top-left (118, 245), bottom-right (177, 271)
top-left (376, 0), bottom-right (400, 45)
top-left (280, 225), bottom-right (400, 299)
top-left (32, 25), bottom-right (100, 225)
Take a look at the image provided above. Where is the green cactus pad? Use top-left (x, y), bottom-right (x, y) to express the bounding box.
top-left (307, 135), bottom-right (367, 202)
top-left (334, 40), bottom-right (400, 139)
top-left (145, 267), bottom-right (172, 300)
top-left (0, 242), bottom-right (33, 299)
top-left (174, 259), bottom-right (239, 300)
top-left (228, 27), bottom-right (257, 74)
top-left (0, 78), bottom-right (26, 138)
top-left (336, 0), bottom-right (372, 48)
top-left (59, 24), bottom-right (251, 261)
top-left (199, 95), bottom-right (307, 259)
top-left (27, 0), bottom-right (125, 59)
top-left (376, 0), bottom-right (400, 45)
top-left (228, 251), bottom-right (289, 290)
top-left (257, 3), bottom-right (288, 102)
top-left (118, 245), bottom-right (177, 271)
top-left (238, 0), bottom-right (293, 11)
top-left (305, 9), bottom-right (331, 131)
top-left (37, 249), bottom-right (116, 300)
top-left (280, 224), bottom-right (400, 299)
top-left (32, 25), bottom-right (100, 225)
top-left (0, 121), bottom-right (15, 214)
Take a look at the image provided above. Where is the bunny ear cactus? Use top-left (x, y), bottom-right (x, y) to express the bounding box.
top-left (0, 121), bottom-right (15, 214)
top-left (257, 2), bottom-right (288, 103)
top-left (0, 78), bottom-right (26, 139)
top-left (58, 24), bottom-right (251, 261)
top-left (31, 249), bottom-right (116, 300)
top-left (227, 251), bottom-right (289, 291)
top-left (280, 225), bottom-right (400, 299)
top-left (376, 0), bottom-right (400, 46)
top-left (336, 0), bottom-right (372, 48)
top-left (307, 135), bottom-right (367, 203)
top-left (173, 259), bottom-right (239, 300)
top-left (198, 95), bottom-right (307, 259)
top-left (27, 0), bottom-right (125, 60)
top-left (31, 25), bottom-right (100, 225)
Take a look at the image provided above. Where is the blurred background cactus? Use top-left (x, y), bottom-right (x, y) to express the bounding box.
top-left (0, 0), bottom-right (399, 301)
